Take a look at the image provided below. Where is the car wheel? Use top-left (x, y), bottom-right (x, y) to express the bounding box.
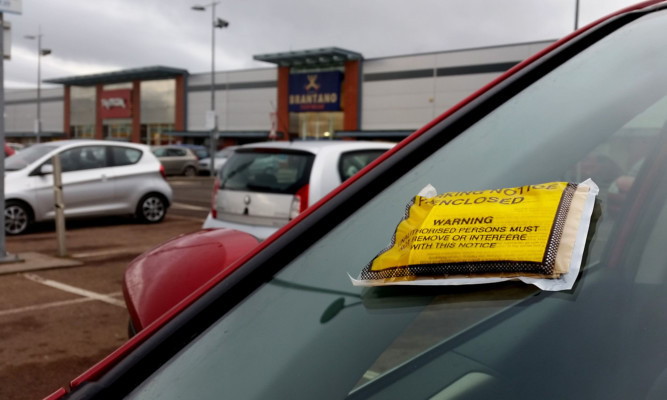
top-left (183, 166), bottom-right (197, 177)
top-left (137, 193), bottom-right (167, 223)
top-left (5, 201), bottom-right (32, 235)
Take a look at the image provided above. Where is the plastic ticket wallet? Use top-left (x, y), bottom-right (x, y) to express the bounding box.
top-left (352, 179), bottom-right (599, 291)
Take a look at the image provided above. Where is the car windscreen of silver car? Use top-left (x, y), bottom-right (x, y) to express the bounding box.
top-left (127, 10), bottom-right (667, 400)
top-left (5, 144), bottom-right (57, 171)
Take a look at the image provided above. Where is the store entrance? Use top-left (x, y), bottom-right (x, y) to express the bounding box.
top-left (289, 111), bottom-right (343, 139)
top-left (103, 119), bottom-right (132, 141)
top-left (141, 123), bottom-right (174, 146)
top-left (71, 125), bottom-right (95, 139)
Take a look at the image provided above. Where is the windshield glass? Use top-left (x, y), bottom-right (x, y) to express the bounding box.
top-left (129, 10), bottom-right (667, 400)
top-left (5, 144), bottom-right (57, 171)
top-left (219, 150), bottom-right (314, 194)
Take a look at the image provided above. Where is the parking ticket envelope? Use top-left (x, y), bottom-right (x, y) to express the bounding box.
top-left (352, 179), bottom-right (599, 291)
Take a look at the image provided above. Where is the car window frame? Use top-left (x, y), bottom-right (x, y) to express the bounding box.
top-left (42, 145), bottom-right (109, 173)
top-left (166, 148), bottom-right (187, 157)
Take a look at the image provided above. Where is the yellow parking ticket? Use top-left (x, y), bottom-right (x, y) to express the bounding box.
top-left (353, 180), bottom-right (599, 290)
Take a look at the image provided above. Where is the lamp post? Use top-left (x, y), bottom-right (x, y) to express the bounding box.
top-left (192, 2), bottom-right (229, 174)
top-left (25, 26), bottom-right (51, 144)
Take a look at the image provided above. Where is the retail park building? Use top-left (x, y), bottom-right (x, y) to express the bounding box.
top-left (4, 40), bottom-right (553, 148)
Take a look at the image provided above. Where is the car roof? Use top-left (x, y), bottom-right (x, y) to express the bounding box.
top-left (39, 139), bottom-right (148, 150)
top-left (237, 140), bottom-right (395, 154)
top-left (151, 145), bottom-right (196, 151)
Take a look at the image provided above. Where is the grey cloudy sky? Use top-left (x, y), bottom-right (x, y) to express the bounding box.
top-left (2, 0), bottom-right (646, 89)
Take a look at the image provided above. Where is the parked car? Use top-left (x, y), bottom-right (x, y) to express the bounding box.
top-left (197, 146), bottom-right (237, 176)
top-left (6, 142), bottom-right (25, 153)
top-left (52, 2), bottom-right (667, 399)
top-left (177, 144), bottom-right (209, 160)
top-left (4, 140), bottom-right (172, 235)
top-left (151, 145), bottom-right (199, 176)
top-left (4, 143), bottom-right (15, 157)
top-left (202, 140), bottom-right (394, 240)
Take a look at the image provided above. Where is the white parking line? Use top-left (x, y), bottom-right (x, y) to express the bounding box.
top-left (0, 297), bottom-right (95, 317)
top-left (23, 273), bottom-right (126, 308)
top-left (171, 202), bottom-right (210, 211)
top-left (71, 247), bottom-right (147, 259)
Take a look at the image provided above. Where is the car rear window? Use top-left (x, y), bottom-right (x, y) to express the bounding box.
top-left (219, 149), bottom-right (315, 194)
top-left (111, 146), bottom-right (142, 166)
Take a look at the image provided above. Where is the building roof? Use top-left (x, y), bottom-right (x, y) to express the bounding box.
top-left (335, 130), bottom-right (414, 139)
top-left (253, 47), bottom-right (363, 67)
top-left (165, 130), bottom-right (272, 139)
top-left (44, 66), bottom-right (189, 86)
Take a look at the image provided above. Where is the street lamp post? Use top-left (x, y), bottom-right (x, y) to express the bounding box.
top-left (25, 26), bottom-right (51, 144)
top-left (192, 2), bottom-right (229, 174)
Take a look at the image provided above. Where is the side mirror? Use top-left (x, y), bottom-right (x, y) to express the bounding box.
top-left (40, 164), bottom-right (54, 175)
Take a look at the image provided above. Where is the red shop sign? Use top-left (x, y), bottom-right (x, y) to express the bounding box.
top-left (100, 89), bottom-right (132, 119)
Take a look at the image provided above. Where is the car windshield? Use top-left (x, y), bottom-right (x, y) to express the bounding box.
top-left (219, 149), bottom-right (314, 194)
top-left (4, 144), bottom-right (57, 171)
top-left (129, 10), bottom-right (667, 400)
top-left (191, 148), bottom-right (208, 159)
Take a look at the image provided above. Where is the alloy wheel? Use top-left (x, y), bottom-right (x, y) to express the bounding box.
top-left (141, 196), bottom-right (166, 223)
top-left (5, 203), bottom-right (29, 235)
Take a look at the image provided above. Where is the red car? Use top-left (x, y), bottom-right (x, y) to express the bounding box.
top-left (53, 1), bottom-right (667, 398)
top-left (5, 143), bottom-right (15, 157)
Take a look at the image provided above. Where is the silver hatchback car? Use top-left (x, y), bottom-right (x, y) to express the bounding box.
top-left (4, 140), bottom-right (173, 235)
top-left (202, 140), bottom-right (394, 240)
top-left (151, 145), bottom-right (199, 176)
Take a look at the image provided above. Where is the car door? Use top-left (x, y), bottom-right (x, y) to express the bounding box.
top-left (159, 147), bottom-right (188, 175)
top-left (32, 145), bottom-right (115, 218)
top-left (107, 145), bottom-right (146, 211)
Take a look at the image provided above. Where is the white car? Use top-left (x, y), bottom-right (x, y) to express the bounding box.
top-left (4, 139), bottom-right (173, 235)
top-left (202, 140), bottom-right (394, 240)
top-left (197, 146), bottom-right (237, 176)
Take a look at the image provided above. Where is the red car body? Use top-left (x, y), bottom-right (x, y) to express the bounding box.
top-left (123, 228), bottom-right (259, 333)
top-left (48, 1), bottom-right (667, 398)
top-left (5, 143), bottom-right (15, 157)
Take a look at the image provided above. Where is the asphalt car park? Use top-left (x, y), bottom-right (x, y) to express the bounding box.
top-left (0, 178), bottom-right (209, 400)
